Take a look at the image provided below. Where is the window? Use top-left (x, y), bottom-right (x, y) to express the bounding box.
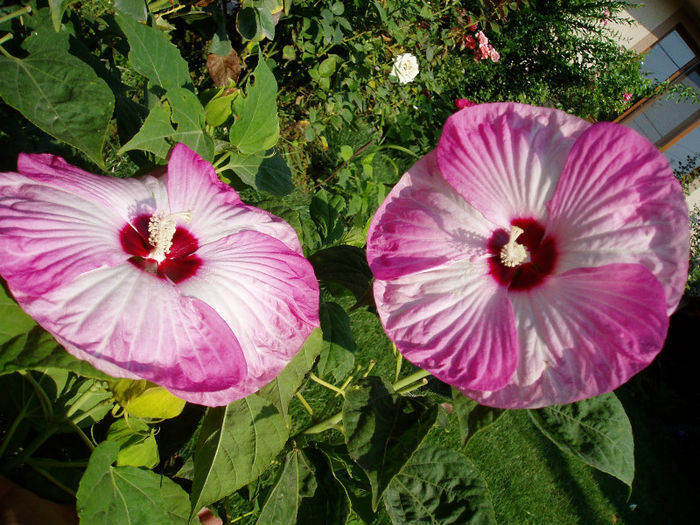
top-left (619, 27), bottom-right (700, 173)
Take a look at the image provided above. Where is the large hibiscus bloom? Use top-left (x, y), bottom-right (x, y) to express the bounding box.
top-left (367, 103), bottom-right (689, 408)
top-left (0, 144), bottom-right (319, 406)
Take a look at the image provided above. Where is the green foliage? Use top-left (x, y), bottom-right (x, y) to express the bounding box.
top-left (343, 376), bottom-right (439, 510)
top-left (452, 389), bottom-right (504, 447)
top-left (76, 441), bottom-right (190, 525)
top-left (529, 392), bottom-right (635, 486)
top-left (383, 446), bottom-right (497, 524)
top-left (0, 10), bottom-right (114, 167)
top-left (188, 394), bottom-right (289, 517)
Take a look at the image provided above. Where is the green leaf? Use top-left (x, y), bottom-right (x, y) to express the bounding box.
top-left (256, 449), bottom-right (317, 525)
top-left (120, 89), bottom-right (214, 161)
top-left (106, 419), bottom-right (160, 469)
top-left (318, 55), bottom-right (338, 78)
top-left (528, 392), bottom-right (635, 486)
top-left (229, 59), bottom-right (279, 155)
top-left (339, 145), bottom-right (353, 161)
top-left (0, 21), bottom-right (114, 167)
top-left (317, 444), bottom-right (374, 523)
top-left (114, 0), bottom-right (148, 21)
top-left (308, 245), bottom-right (373, 300)
top-left (115, 12), bottom-right (190, 91)
top-left (118, 101), bottom-right (173, 158)
top-left (318, 302), bottom-right (355, 381)
top-left (237, 6), bottom-right (262, 41)
top-left (258, 328), bottom-right (322, 426)
top-left (258, 7), bottom-right (276, 41)
top-left (309, 190), bottom-right (345, 246)
top-left (384, 446), bottom-right (497, 525)
top-left (451, 388), bottom-right (504, 447)
top-left (343, 376), bottom-right (439, 510)
top-left (77, 441), bottom-right (189, 525)
top-left (167, 88), bottom-right (215, 161)
top-left (189, 394), bottom-right (289, 517)
top-left (48, 0), bottom-right (72, 31)
top-left (228, 148), bottom-right (294, 196)
top-left (298, 448), bottom-right (351, 525)
top-left (0, 284), bottom-right (38, 347)
top-left (204, 90), bottom-right (237, 127)
top-left (110, 379), bottom-right (186, 419)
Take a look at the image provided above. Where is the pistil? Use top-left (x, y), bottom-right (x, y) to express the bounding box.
top-left (500, 225), bottom-right (529, 267)
top-left (148, 211), bottom-right (192, 262)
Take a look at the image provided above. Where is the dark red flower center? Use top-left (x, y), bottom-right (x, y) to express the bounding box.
top-left (487, 218), bottom-right (557, 291)
top-left (120, 213), bottom-right (201, 284)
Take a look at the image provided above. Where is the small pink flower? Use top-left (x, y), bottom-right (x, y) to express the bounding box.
top-left (489, 47), bottom-right (501, 62)
top-left (602, 8), bottom-right (611, 25)
top-left (463, 35), bottom-right (477, 50)
top-left (466, 16), bottom-right (478, 32)
top-left (0, 144), bottom-right (320, 406)
top-left (366, 103), bottom-right (689, 408)
top-left (623, 92), bottom-right (633, 102)
top-left (455, 98), bottom-right (478, 109)
top-left (476, 30), bottom-right (489, 47)
top-left (479, 44), bottom-right (491, 61)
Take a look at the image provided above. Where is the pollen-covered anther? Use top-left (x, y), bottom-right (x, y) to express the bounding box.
top-left (500, 225), bottom-right (529, 267)
top-left (148, 210), bottom-right (192, 262)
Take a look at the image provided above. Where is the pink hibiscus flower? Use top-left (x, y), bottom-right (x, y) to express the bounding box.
top-left (489, 47), bottom-right (501, 62)
top-left (623, 92), bottom-right (633, 102)
top-left (0, 144), bottom-right (320, 406)
top-left (366, 103), bottom-right (689, 408)
top-left (463, 34), bottom-right (477, 50)
top-left (476, 30), bottom-right (489, 47)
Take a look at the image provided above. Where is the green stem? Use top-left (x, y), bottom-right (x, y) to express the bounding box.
top-left (0, 404), bottom-right (29, 459)
top-left (300, 369), bottom-right (433, 436)
top-left (302, 412), bottom-right (343, 435)
top-left (393, 368), bottom-right (431, 391)
top-left (27, 464), bottom-right (77, 498)
top-left (0, 5), bottom-right (31, 24)
top-left (309, 373), bottom-right (345, 397)
top-left (19, 371), bottom-right (54, 422)
top-left (65, 419), bottom-right (95, 451)
top-left (1, 426), bottom-right (58, 474)
top-left (0, 33), bottom-right (12, 46)
top-left (295, 392), bottom-right (314, 416)
top-left (230, 510), bottom-right (256, 524)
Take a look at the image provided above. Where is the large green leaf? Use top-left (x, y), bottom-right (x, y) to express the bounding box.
top-left (76, 441), bottom-right (189, 525)
top-left (528, 392), bottom-right (635, 486)
top-left (229, 59), bottom-right (279, 155)
top-left (256, 449), bottom-right (317, 525)
top-left (114, 0), bottom-right (148, 21)
top-left (257, 327), bottom-right (322, 426)
top-left (298, 447), bottom-right (351, 525)
top-left (308, 245), bottom-right (373, 301)
top-left (115, 12), bottom-right (190, 91)
top-left (318, 444), bottom-right (374, 523)
top-left (451, 389), bottom-right (504, 448)
top-left (189, 393), bottom-right (289, 517)
top-left (0, 19), bottom-right (114, 167)
top-left (383, 446), bottom-right (496, 525)
top-left (106, 418), bottom-right (159, 469)
top-left (120, 89), bottom-right (214, 161)
top-left (228, 147), bottom-right (294, 196)
top-left (317, 302), bottom-right (355, 381)
top-left (343, 376), bottom-right (438, 510)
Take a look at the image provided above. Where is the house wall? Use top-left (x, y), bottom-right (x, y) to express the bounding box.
top-left (611, 0), bottom-right (700, 52)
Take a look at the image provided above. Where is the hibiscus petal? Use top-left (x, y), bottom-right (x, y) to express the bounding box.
top-left (0, 178), bottom-right (130, 296)
top-left (165, 143), bottom-right (302, 253)
top-left (437, 103), bottom-right (590, 226)
top-left (176, 229), bottom-right (320, 399)
top-left (463, 264), bottom-right (669, 408)
top-left (17, 153), bottom-right (166, 220)
top-left (367, 150), bottom-right (496, 280)
top-left (15, 263), bottom-right (247, 402)
top-left (374, 259), bottom-right (518, 391)
top-left (546, 122), bottom-right (689, 314)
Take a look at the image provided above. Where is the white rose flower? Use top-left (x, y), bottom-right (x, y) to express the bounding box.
top-left (390, 53), bottom-right (419, 84)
